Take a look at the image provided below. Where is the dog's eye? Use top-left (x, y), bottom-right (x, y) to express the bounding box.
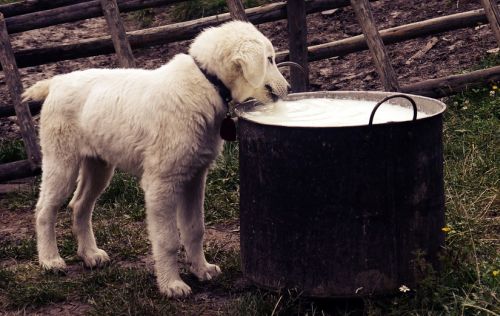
top-left (268, 57), bottom-right (273, 64)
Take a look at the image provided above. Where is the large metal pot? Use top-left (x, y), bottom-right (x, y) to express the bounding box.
top-left (234, 91), bottom-right (446, 297)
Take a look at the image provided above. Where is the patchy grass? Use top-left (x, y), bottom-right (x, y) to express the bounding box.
top-left (0, 139), bottom-right (26, 163)
top-left (171, 0), bottom-right (270, 22)
top-left (0, 238), bottom-right (37, 261)
top-left (1, 78), bottom-right (498, 315)
top-left (127, 8), bottom-right (156, 28)
top-left (205, 141), bottom-right (240, 224)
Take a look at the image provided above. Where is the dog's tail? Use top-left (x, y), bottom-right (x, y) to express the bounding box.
top-left (22, 79), bottom-right (52, 102)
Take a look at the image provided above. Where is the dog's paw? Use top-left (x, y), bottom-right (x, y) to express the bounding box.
top-left (79, 248), bottom-right (110, 268)
top-left (159, 279), bottom-right (192, 298)
top-left (40, 256), bottom-right (67, 272)
top-left (190, 263), bottom-right (222, 281)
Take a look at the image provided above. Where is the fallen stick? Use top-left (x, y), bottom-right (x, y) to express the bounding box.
top-left (405, 37), bottom-right (439, 65)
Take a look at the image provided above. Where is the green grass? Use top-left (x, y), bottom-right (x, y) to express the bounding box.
top-left (0, 238), bottom-right (37, 261)
top-left (205, 141), bottom-right (240, 224)
top-left (0, 139), bottom-right (26, 163)
top-left (128, 8), bottom-right (155, 28)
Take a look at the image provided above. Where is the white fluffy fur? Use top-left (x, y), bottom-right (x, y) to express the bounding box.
top-left (22, 21), bottom-right (288, 298)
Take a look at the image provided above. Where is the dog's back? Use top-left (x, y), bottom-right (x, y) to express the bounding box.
top-left (23, 55), bottom-right (223, 175)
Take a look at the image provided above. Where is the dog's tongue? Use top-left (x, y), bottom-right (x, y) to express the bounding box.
top-left (220, 116), bottom-right (237, 141)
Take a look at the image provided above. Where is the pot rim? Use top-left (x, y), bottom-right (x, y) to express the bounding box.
top-left (234, 90), bottom-right (447, 129)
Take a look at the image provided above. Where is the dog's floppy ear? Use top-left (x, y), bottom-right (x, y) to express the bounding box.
top-left (233, 40), bottom-right (267, 88)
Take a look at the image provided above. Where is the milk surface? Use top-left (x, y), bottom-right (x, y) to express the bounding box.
top-left (240, 98), bottom-right (429, 127)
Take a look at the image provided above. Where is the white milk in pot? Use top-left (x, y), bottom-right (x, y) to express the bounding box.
top-left (240, 98), bottom-right (430, 127)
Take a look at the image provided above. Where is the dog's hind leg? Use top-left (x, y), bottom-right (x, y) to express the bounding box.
top-left (177, 169), bottom-right (221, 281)
top-left (141, 174), bottom-right (192, 298)
top-left (69, 157), bottom-right (114, 268)
top-left (36, 156), bottom-right (79, 271)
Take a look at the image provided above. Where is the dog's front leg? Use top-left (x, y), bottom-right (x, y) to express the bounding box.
top-left (177, 169), bottom-right (221, 281)
top-left (142, 176), bottom-right (191, 298)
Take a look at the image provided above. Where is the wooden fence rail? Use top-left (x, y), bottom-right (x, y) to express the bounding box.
top-left (0, 0), bottom-right (354, 71)
top-left (401, 65), bottom-right (500, 98)
top-left (0, 0), bottom-right (89, 18)
top-left (4, 0), bottom-right (182, 34)
top-left (3, 2), bottom-right (496, 73)
top-left (0, 159), bottom-right (40, 183)
top-left (276, 6), bottom-right (498, 63)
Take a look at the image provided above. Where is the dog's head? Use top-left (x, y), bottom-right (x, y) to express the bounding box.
top-left (189, 21), bottom-right (290, 104)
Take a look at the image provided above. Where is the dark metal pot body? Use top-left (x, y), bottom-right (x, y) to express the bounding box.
top-left (236, 91), bottom-right (446, 297)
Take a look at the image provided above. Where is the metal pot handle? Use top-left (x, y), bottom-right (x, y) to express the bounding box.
top-left (369, 94), bottom-right (418, 126)
top-left (276, 61), bottom-right (307, 77)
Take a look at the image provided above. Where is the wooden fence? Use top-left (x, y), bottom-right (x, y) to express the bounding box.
top-left (0, 0), bottom-right (499, 182)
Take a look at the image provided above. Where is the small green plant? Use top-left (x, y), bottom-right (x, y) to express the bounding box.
top-left (129, 8), bottom-right (155, 28)
top-left (0, 139), bottom-right (26, 163)
top-left (172, 0), bottom-right (270, 22)
top-left (472, 52), bottom-right (500, 71)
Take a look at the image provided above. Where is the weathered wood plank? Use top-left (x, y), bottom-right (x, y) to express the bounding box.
top-left (0, 0), bottom-right (89, 18)
top-left (6, 0), bottom-right (356, 70)
top-left (0, 160), bottom-right (40, 183)
top-left (4, 0), bottom-right (182, 34)
top-left (287, 0), bottom-right (309, 92)
top-left (0, 101), bottom-right (42, 118)
top-left (0, 13), bottom-right (41, 169)
top-left (100, 0), bottom-right (136, 68)
top-left (401, 65), bottom-right (500, 98)
top-left (480, 0), bottom-right (500, 47)
top-left (226, 0), bottom-right (249, 22)
top-left (350, 0), bottom-right (399, 91)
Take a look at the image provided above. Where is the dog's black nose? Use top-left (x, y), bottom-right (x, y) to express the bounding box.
top-left (265, 84), bottom-right (272, 93)
top-left (265, 84), bottom-right (279, 102)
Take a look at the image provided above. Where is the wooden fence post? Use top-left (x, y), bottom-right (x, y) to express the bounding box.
top-left (287, 0), bottom-right (309, 92)
top-left (480, 0), bottom-right (500, 47)
top-left (0, 13), bottom-right (41, 169)
top-left (100, 0), bottom-right (136, 68)
top-left (226, 0), bottom-right (249, 22)
top-left (350, 0), bottom-right (400, 91)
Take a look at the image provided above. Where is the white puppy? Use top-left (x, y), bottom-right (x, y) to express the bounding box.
top-left (22, 21), bottom-right (289, 297)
